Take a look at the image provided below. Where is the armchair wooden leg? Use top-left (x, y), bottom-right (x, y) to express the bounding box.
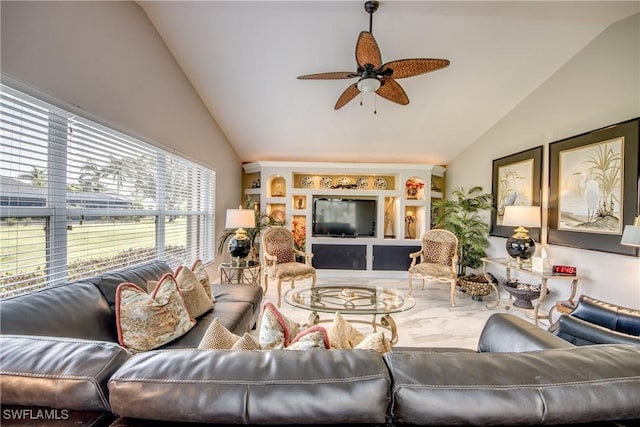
top-left (263, 274), bottom-right (269, 294)
top-left (450, 279), bottom-right (457, 307)
top-left (277, 279), bottom-right (283, 308)
top-left (311, 274), bottom-right (317, 287)
top-left (408, 274), bottom-right (413, 296)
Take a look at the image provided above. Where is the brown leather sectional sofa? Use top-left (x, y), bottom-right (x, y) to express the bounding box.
top-left (1, 261), bottom-right (639, 426)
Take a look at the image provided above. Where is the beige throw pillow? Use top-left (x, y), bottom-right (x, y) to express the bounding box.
top-left (192, 259), bottom-right (214, 301)
top-left (116, 274), bottom-right (195, 353)
top-left (175, 265), bottom-right (214, 318)
top-left (197, 318), bottom-right (260, 351)
top-left (327, 312), bottom-right (365, 349)
top-left (198, 318), bottom-right (239, 349)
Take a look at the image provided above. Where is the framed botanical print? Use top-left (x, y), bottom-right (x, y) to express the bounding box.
top-left (548, 118), bottom-right (639, 255)
top-left (491, 146), bottom-right (543, 240)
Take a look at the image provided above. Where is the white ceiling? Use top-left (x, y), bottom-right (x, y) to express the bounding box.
top-left (138, 1), bottom-right (639, 166)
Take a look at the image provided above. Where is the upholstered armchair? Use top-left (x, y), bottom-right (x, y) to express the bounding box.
top-left (262, 227), bottom-right (316, 307)
top-left (408, 229), bottom-right (459, 307)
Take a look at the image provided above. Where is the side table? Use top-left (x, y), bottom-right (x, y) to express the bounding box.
top-left (218, 261), bottom-right (261, 286)
top-left (481, 257), bottom-right (583, 326)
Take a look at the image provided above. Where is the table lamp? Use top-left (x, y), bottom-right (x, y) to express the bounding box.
top-left (621, 216), bottom-right (640, 247)
top-left (502, 205), bottom-right (541, 265)
top-left (225, 208), bottom-right (256, 264)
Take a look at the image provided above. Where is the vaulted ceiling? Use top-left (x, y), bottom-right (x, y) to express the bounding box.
top-left (138, 1), bottom-right (639, 165)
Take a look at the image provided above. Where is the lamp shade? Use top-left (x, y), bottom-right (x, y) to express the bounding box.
top-left (225, 209), bottom-right (255, 230)
top-left (502, 205), bottom-right (541, 228)
top-left (621, 216), bottom-right (640, 247)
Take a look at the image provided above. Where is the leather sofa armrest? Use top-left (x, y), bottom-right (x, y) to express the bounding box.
top-left (553, 314), bottom-right (640, 346)
top-left (0, 335), bottom-right (130, 412)
top-left (385, 345), bottom-right (640, 425)
top-left (477, 313), bottom-right (574, 353)
top-left (570, 295), bottom-right (640, 336)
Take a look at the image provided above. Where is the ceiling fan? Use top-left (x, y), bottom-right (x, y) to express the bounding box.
top-left (297, 1), bottom-right (450, 110)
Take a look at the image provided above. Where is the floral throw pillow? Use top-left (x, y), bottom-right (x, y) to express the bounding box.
top-left (354, 332), bottom-right (392, 354)
top-left (116, 274), bottom-right (195, 353)
top-left (287, 326), bottom-right (331, 350)
top-left (192, 259), bottom-right (214, 301)
top-left (258, 301), bottom-right (301, 349)
top-left (327, 311), bottom-right (365, 349)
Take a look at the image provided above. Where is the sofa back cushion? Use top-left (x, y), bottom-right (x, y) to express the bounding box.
top-left (385, 345), bottom-right (640, 425)
top-left (109, 349), bottom-right (390, 424)
top-left (0, 280), bottom-right (117, 342)
top-left (96, 260), bottom-right (173, 311)
top-left (0, 335), bottom-right (131, 412)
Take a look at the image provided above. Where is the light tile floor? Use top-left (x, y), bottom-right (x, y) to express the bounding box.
top-left (257, 272), bottom-right (547, 350)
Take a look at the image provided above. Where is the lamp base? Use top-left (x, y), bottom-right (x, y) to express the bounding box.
top-left (506, 236), bottom-right (535, 263)
top-left (228, 235), bottom-right (252, 262)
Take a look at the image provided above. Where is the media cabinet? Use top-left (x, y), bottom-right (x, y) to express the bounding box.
top-left (242, 161), bottom-right (445, 273)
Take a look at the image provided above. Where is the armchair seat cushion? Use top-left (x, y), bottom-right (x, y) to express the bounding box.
top-left (409, 262), bottom-right (455, 279)
top-left (270, 262), bottom-right (316, 280)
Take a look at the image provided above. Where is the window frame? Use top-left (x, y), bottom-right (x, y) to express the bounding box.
top-left (0, 81), bottom-right (216, 297)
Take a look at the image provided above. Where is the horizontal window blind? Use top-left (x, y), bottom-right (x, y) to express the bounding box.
top-left (0, 84), bottom-right (215, 298)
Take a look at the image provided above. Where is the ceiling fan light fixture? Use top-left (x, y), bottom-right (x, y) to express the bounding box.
top-left (357, 77), bottom-right (381, 93)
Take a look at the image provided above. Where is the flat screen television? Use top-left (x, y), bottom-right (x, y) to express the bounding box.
top-left (312, 197), bottom-right (376, 237)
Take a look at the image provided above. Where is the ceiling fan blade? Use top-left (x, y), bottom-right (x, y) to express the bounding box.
top-left (356, 31), bottom-right (382, 68)
top-left (297, 72), bottom-right (357, 80)
top-left (376, 78), bottom-right (409, 105)
top-left (335, 84), bottom-right (360, 110)
top-left (381, 58), bottom-right (450, 79)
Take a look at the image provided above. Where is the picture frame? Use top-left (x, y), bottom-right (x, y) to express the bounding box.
top-left (548, 118), bottom-right (639, 256)
top-left (491, 146), bottom-right (543, 240)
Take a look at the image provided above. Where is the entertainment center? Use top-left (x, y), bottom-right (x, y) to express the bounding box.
top-left (242, 161), bottom-right (445, 273)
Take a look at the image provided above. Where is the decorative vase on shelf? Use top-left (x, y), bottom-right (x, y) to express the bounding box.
top-left (406, 187), bottom-right (418, 199)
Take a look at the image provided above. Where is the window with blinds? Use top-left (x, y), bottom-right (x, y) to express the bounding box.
top-left (0, 84), bottom-right (215, 298)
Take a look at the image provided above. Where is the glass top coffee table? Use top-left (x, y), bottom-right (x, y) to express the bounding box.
top-left (284, 285), bottom-right (415, 345)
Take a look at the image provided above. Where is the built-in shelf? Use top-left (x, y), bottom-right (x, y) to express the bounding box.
top-left (242, 161), bottom-right (445, 272)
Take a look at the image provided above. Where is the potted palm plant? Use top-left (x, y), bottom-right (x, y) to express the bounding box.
top-left (431, 186), bottom-right (493, 276)
top-left (217, 200), bottom-right (286, 261)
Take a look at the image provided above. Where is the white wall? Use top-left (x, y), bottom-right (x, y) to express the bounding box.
top-left (447, 13), bottom-right (640, 309)
top-left (0, 1), bottom-right (243, 269)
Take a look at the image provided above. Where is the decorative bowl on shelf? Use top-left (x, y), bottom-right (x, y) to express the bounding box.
top-left (319, 176), bottom-right (333, 189)
top-left (503, 280), bottom-right (545, 309)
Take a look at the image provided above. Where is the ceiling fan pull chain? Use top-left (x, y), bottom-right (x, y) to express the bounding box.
top-left (360, 91), bottom-right (363, 106)
top-left (374, 93), bottom-right (377, 114)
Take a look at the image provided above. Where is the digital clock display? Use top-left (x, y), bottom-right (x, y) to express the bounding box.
top-left (552, 265), bottom-right (577, 275)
